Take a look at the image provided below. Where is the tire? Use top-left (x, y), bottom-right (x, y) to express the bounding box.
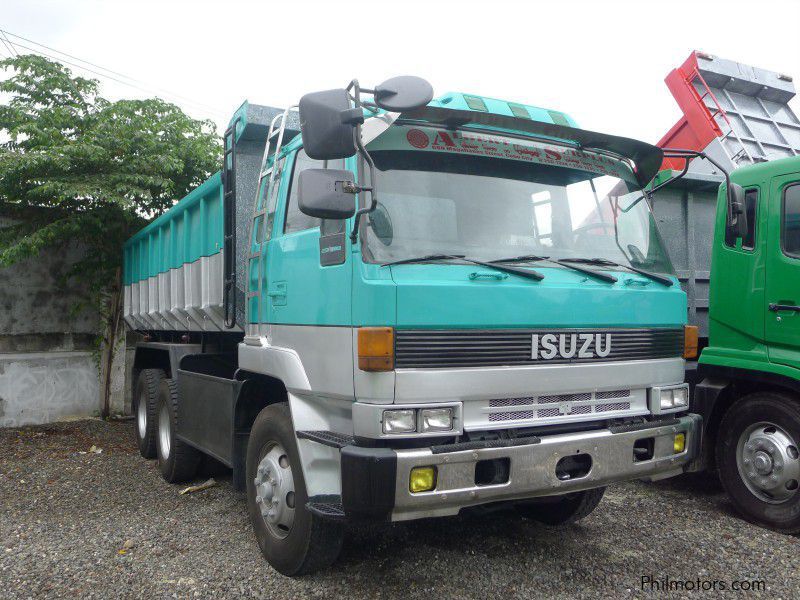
top-left (246, 403), bottom-right (343, 576)
top-left (515, 487), bottom-right (606, 525)
top-left (132, 369), bottom-right (165, 459)
top-left (156, 378), bottom-right (201, 483)
top-left (716, 392), bottom-right (800, 533)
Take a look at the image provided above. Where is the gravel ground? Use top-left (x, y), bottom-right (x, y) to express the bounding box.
top-left (1, 419), bottom-right (799, 599)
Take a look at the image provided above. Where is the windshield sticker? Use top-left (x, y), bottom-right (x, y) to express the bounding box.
top-left (368, 126), bottom-right (635, 181)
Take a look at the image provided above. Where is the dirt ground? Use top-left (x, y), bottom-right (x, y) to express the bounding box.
top-left (1, 419), bottom-right (798, 598)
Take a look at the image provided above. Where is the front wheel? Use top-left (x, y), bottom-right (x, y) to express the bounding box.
top-left (717, 392), bottom-right (800, 533)
top-left (246, 403), bottom-right (343, 576)
top-left (515, 487), bottom-right (606, 525)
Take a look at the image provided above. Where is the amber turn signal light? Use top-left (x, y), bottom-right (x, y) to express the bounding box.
top-left (358, 327), bottom-right (394, 371)
top-left (683, 325), bottom-right (699, 359)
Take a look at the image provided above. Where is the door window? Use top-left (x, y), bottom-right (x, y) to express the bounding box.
top-left (782, 184), bottom-right (800, 257)
top-left (284, 150), bottom-right (345, 234)
top-left (725, 188), bottom-right (758, 250)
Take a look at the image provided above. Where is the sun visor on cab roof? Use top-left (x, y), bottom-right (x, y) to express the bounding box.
top-left (398, 106), bottom-right (664, 188)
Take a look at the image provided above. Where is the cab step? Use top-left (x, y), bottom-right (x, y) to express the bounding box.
top-left (306, 495), bottom-right (346, 521)
top-left (296, 430), bottom-right (355, 448)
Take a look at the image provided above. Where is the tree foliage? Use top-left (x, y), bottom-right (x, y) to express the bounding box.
top-left (0, 54), bottom-right (220, 309)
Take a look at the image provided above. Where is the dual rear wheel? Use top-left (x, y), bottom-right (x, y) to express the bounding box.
top-left (132, 369), bottom-right (201, 482)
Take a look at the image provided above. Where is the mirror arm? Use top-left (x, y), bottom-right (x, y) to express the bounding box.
top-left (345, 79), bottom-right (379, 243)
top-left (662, 148), bottom-right (744, 227)
top-left (647, 153), bottom-right (692, 196)
top-left (350, 123), bottom-right (378, 243)
top-left (661, 147), bottom-right (732, 200)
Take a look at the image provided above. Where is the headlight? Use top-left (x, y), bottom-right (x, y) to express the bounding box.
top-left (672, 387), bottom-right (689, 407)
top-left (382, 409), bottom-right (416, 434)
top-left (650, 384), bottom-right (690, 414)
top-left (420, 407), bottom-right (454, 432)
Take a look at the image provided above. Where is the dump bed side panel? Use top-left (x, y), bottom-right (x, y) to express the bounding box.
top-left (123, 172), bottom-right (228, 332)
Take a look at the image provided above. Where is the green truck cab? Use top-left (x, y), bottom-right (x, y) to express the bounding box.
top-left (694, 156), bottom-right (800, 532)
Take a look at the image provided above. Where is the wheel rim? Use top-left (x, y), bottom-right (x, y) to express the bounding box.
top-left (736, 421), bottom-right (800, 504)
top-left (136, 388), bottom-right (148, 440)
top-left (158, 401), bottom-right (171, 459)
top-left (254, 442), bottom-right (296, 539)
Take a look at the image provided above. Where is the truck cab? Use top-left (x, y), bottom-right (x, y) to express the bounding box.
top-left (695, 155), bottom-right (800, 532)
top-left (123, 80), bottom-right (701, 575)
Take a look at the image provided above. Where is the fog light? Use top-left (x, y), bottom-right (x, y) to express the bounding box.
top-left (382, 409), bottom-right (416, 434)
top-left (420, 407), bottom-right (454, 432)
top-left (659, 389), bottom-right (675, 409)
top-left (409, 466), bottom-right (437, 493)
top-left (674, 433), bottom-right (686, 454)
top-left (673, 387), bottom-right (689, 407)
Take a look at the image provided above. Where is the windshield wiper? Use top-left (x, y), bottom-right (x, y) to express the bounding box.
top-left (489, 254), bottom-right (549, 264)
top-left (490, 254), bottom-right (617, 284)
top-left (383, 254), bottom-right (544, 281)
top-left (381, 254), bottom-right (466, 267)
top-left (559, 258), bottom-right (673, 286)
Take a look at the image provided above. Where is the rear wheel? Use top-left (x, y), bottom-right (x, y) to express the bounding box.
top-left (133, 369), bottom-right (164, 459)
top-left (717, 392), bottom-right (800, 533)
top-left (515, 487), bottom-right (606, 525)
top-left (246, 403), bottom-right (343, 576)
top-left (156, 378), bottom-right (201, 483)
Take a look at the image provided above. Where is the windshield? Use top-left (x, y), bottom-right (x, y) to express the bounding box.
top-left (362, 126), bottom-right (674, 275)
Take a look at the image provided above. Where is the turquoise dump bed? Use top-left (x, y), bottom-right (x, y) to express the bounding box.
top-left (122, 172), bottom-right (226, 331)
top-left (122, 101), bottom-right (290, 332)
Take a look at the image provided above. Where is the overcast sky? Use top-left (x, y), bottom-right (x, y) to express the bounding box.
top-left (3, 0), bottom-right (800, 144)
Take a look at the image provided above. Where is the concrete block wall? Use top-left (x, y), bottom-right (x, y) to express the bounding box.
top-left (0, 215), bottom-right (102, 426)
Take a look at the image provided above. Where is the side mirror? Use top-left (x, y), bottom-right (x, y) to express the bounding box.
top-left (373, 76), bottom-right (434, 112)
top-left (727, 182), bottom-right (748, 239)
top-left (299, 89), bottom-right (358, 160)
top-left (298, 169), bottom-right (357, 220)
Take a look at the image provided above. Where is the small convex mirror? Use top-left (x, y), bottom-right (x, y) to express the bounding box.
top-left (373, 76), bottom-right (434, 112)
top-left (299, 89), bottom-right (358, 160)
top-left (727, 182), bottom-right (748, 239)
top-left (298, 169), bottom-right (357, 220)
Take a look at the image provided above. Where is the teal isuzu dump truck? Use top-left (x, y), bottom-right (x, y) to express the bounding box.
top-left (123, 77), bottom-right (702, 575)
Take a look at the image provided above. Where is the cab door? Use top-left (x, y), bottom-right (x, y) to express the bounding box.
top-left (247, 156), bottom-right (287, 330)
top-left (264, 149), bottom-right (353, 327)
top-left (765, 171), bottom-right (800, 369)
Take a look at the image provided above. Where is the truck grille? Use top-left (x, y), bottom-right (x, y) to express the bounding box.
top-left (394, 328), bottom-right (683, 369)
top-left (484, 389), bottom-right (639, 425)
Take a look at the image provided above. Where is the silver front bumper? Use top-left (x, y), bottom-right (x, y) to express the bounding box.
top-left (391, 414), bottom-right (701, 521)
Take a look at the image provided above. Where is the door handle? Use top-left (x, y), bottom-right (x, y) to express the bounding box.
top-left (768, 303), bottom-right (800, 312)
top-left (267, 281), bottom-right (287, 306)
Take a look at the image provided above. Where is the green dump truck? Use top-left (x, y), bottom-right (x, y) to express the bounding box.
top-left (651, 52), bottom-right (800, 532)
